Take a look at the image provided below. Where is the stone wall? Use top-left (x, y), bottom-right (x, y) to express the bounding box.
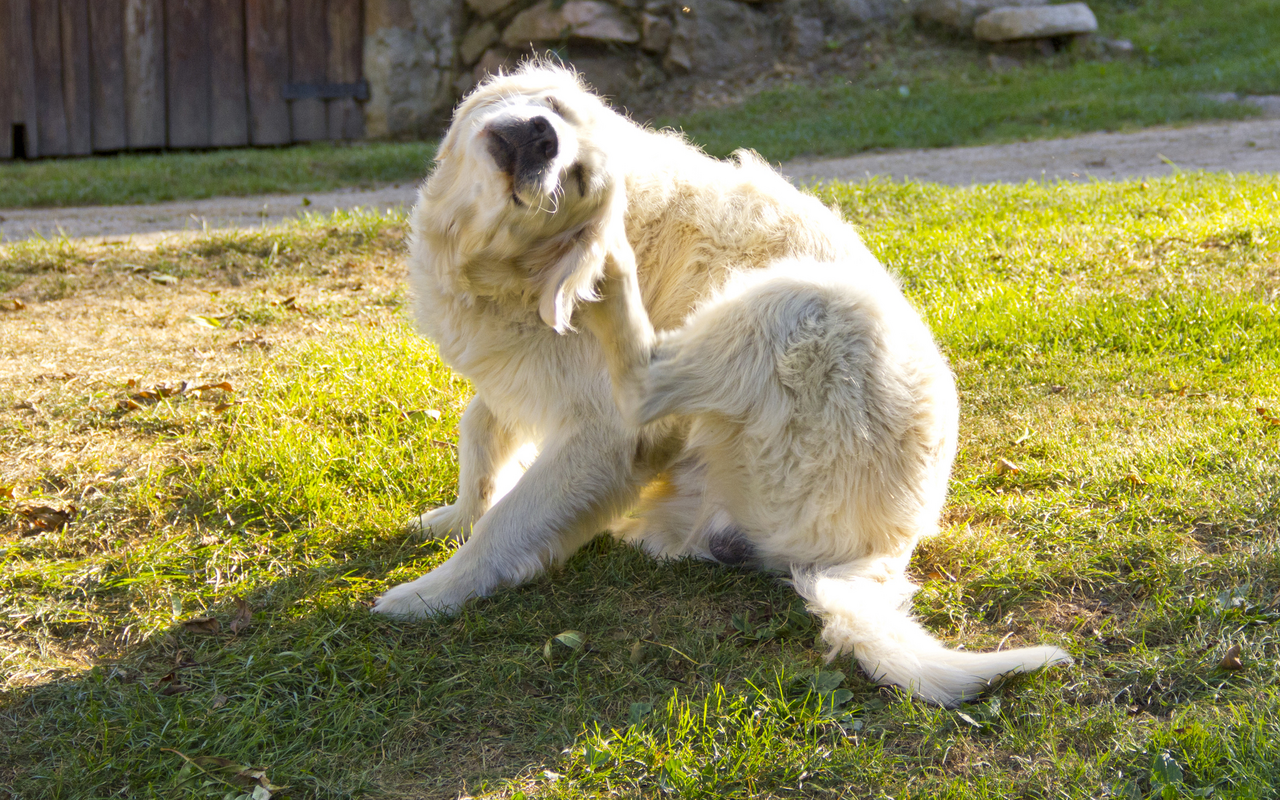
top-left (363, 0), bottom-right (466, 138)
top-left (362, 0), bottom-right (914, 138)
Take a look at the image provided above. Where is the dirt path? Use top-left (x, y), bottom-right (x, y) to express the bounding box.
top-left (2, 116), bottom-right (1278, 244)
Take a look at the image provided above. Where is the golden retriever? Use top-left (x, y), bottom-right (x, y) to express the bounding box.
top-left (372, 62), bottom-right (1070, 706)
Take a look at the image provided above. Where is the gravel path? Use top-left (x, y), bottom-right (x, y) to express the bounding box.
top-left (2, 116), bottom-right (1278, 245)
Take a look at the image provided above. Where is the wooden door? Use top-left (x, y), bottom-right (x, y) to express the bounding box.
top-left (1, 0), bottom-right (368, 160)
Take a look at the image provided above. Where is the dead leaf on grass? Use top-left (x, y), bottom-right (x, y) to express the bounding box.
top-left (1256, 407), bottom-right (1280, 426)
top-left (404, 408), bottom-right (442, 423)
top-left (2, 298), bottom-right (26, 311)
top-left (229, 597), bottom-right (252, 634)
top-left (0, 485), bottom-right (15, 500)
top-left (182, 616), bottom-right (222, 634)
top-left (1219, 644), bottom-right (1244, 671)
top-left (1124, 471), bottom-right (1147, 486)
top-left (210, 694), bottom-right (229, 709)
top-left (165, 749), bottom-right (288, 798)
top-left (155, 671), bottom-right (194, 695)
top-left (17, 502), bottom-right (77, 534)
top-left (995, 457), bottom-right (1021, 475)
top-left (194, 381), bottom-right (234, 393)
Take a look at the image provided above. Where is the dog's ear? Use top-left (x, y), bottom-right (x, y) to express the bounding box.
top-left (538, 186), bottom-right (632, 333)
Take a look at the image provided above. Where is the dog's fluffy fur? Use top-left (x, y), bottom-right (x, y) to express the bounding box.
top-left (372, 63), bottom-right (1071, 706)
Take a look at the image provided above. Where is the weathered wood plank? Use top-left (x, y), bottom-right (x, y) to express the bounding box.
top-left (165, 0), bottom-right (210, 148)
top-left (59, 0), bottom-right (93, 155)
top-left (289, 0), bottom-right (328, 141)
top-left (124, 0), bottom-right (165, 148)
top-left (245, 0), bottom-right (290, 144)
top-left (7, 0), bottom-right (40, 157)
top-left (0, 0), bottom-right (13, 159)
top-left (32, 0), bottom-right (70, 155)
top-left (88, 0), bottom-right (127, 151)
top-left (326, 0), bottom-right (364, 140)
top-left (209, 0), bottom-right (248, 147)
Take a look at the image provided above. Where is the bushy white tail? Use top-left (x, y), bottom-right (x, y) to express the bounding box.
top-left (792, 565), bottom-right (1072, 707)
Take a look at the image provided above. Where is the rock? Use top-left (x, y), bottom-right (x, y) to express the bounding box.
top-left (363, 0), bottom-right (462, 138)
top-left (788, 15), bottom-right (825, 56)
top-left (916, 0), bottom-right (1046, 32)
top-left (640, 13), bottom-right (673, 53)
top-left (501, 0), bottom-right (640, 47)
top-left (460, 21), bottom-right (499, 65)
top-left (827, 0), bottom-right (878, 25)
top-left (664, 12), bottom-right (696, 71)
top-left (570, 56), bottom-right (639, 98)
top-left (1096, 36), bottom-right (1134, 55)
top-left (466, 0), bottom-right (517, 18)
top-left (974, 3), bottom-right (1098, 41)
top-left (473, 46), bottom-right (520, 83)
top-left (681, 0), bottom-right (772, 75)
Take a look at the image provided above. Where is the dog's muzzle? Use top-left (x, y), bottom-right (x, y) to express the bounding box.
top-left (486, 116), bottom-right (559, 193)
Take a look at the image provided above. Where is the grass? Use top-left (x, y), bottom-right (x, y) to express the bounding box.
top-left (670, 0), bottom-right (1280, 160)
top-left (2, 0), bottom-right (1278, 209)
top-left (0, 141), bottom-right (435, 209)
top-left (2, 172), bottom-right (1280, 798)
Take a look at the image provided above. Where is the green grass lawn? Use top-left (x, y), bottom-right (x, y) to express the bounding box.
top-left (2, 172), bottom-right (1278, 798)
top-left (1, 0), bottom-right (1277, 210)
top-left (0, 141), bottom-right (436, 210)
top-left (674, 0), bottom-right (1280, 160)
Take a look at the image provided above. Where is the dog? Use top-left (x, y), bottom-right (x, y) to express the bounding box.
top-left (372, 62), bottom-right (1071, 706)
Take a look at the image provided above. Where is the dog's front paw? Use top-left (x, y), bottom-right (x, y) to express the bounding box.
top-left (372, 570), bottom-right (472, 619)
top-left (405, 504), bottom-right (473, 542)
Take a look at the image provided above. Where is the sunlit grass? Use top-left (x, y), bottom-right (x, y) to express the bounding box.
top-left (1, 173), bottom-right (1278, 798)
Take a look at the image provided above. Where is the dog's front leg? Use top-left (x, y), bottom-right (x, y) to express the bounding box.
top-left (373, 421), bottom-right (646, 618)
top-left (579, 250), bottom-right (656, 426)
top-left (407, 396), bottom-right (520, 543)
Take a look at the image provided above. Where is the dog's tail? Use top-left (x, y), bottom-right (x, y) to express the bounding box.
top-left (791, 564), bottom-right (1071, 707)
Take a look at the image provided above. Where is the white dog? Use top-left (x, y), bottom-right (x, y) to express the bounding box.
top-left (373, 62), bottom-right (1070, 706)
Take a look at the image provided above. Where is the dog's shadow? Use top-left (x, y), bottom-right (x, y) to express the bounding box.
top-left (6, 531), bottom-right (894, 798)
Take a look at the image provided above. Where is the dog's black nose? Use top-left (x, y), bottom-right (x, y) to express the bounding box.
top-left (486, 116), bottom-right (559, 179)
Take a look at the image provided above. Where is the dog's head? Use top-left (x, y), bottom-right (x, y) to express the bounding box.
top-left (423, 62), bottom-right (632, 332)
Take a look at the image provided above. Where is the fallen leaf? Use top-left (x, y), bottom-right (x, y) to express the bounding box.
top-left (17, 503), bottom-right (76, 532)
top-left (213, 401), bottom-right (240, 413)
top-left (0, 485), bottom-right (14, 500)
top-left (2, 298), bottom-right (26, 311)
top-left (194, 381), bottom-right (235, 393)
top-left (210, 694), bottom-right (229, 709)
top-left (229, 597), bottom-right (252, 634)
top-left (118, 398), bottom-right (142, 411)
top-left (956, 711), bottom-right (983, 728)
top-left (995, 457), bottom-right (1020, 475)
top-left (182, 616), bottom-right (222, 634)
top-left (554, 630), bottom-right (586, 649)
top-left (189, 314), bottom-right (223, 329)
top-left (405, 409), bottom-right (442, 423)
top-left (148, 272), bottom-right (179, 285)
top-left (155, 671), bottom-right (193, 695)
top-left (1124, 471), bottom-right (1147, 486)
top-left (1219, 644), bottom-right (1244, 670)
top-left (629, 640), bottom-right (648, 665)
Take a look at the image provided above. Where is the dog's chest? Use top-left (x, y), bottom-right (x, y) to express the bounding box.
top-left (427, 297), bottom-right (608, 430)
